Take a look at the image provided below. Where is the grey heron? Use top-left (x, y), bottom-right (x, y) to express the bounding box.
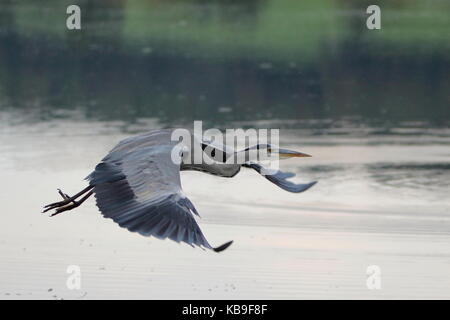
top-left (43, 129), bottom-right (316, 252)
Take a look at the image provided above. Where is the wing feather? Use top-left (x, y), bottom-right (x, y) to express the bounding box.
top-left (244, 162), bottom-right (317, 193)
top-left (86, 130), bottom-right (217, 250)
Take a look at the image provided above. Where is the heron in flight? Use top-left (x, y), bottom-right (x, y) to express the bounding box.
top-left (43, 129), bottom-right (316, 252)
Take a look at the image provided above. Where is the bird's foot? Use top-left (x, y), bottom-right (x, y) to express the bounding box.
top-left (48, 199), bottom-right (82, 217)
top-left (42, 186), bottom-right (94, 216)
top-left (42, 189), bottom-right (74, 213)
top-left (57, 189), bottom-right (72, 201)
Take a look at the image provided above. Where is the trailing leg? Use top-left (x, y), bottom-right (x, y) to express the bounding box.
top-left (50, 190), bottom-right (94, 216)
top-left (43, 185), bottom-right (94, 214)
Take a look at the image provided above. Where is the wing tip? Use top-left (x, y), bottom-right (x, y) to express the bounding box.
top-left (309, 180), bottom-right (318, 187)
top-left (292, 180), bottom-right (318, 193)
top-left (213, 240), bottom-right (234, 253)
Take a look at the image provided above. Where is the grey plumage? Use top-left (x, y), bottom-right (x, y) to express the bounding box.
top-left (46, 129), bottom-right (316, 252)
top-left (85, 130), bottom-right (223, 251)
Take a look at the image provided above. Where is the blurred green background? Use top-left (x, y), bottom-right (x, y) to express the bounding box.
top-left (0, 0), bottom-right (449, 127)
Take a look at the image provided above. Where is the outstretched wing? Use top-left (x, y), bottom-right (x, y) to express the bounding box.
top-left (243, 162), bottom-right (317, 193)
top-left (86, 130), bottom-right (232, 252)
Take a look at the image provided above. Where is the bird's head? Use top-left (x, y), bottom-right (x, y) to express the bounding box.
top-left (269, 145), bottom-right (312, 160)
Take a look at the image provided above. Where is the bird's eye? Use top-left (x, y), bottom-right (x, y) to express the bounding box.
top-left (181, 150), bottom-right (189, 158)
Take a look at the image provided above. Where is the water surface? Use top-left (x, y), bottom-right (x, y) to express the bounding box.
top-left (1, 0), bottom-right (449, 299)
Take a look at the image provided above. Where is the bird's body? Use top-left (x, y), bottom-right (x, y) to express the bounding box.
top-left (44, 129), bottom-right (316, 252)
top-left (181, 158), bottom-right (241, 177)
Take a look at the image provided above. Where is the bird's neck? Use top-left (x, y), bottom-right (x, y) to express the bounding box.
top-left (180, 162), bottom-right (241, 178)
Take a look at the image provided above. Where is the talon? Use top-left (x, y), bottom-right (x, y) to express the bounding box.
top-left (43, 189), bottom-right (75, 213)
top-left (58, 189), bottom-right (68, 200)
top-left (42, 201), bottom-right (69, 213)
top-left (43, 186), bottom-right (94, 216)
top-left (57, 189), bottom-right (75, 203)
top-left (44, 200), bottom-right (68, 209)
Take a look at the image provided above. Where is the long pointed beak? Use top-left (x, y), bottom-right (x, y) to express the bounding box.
top-left (275, 148), bottom-right (312, 159)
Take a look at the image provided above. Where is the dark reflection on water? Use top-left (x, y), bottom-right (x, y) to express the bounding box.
top-left (371, 163), bottom-right (450, 171)
top-left (1, 44), bottom-right (448, 127)
top-left (0, 0), bottom-right (449, 128)
top-left (367, 162), bottom-right (450, 188)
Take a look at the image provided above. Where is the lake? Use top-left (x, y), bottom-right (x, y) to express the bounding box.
top-left (0, 0), bottom-right (449, 299)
